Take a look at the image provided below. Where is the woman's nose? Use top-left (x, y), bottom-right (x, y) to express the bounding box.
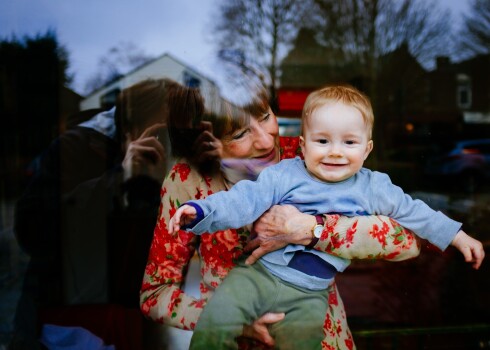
top-left (253, 125), bottom-right (275, 150)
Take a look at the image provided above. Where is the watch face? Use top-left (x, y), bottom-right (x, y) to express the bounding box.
top-left (313, 225), bottom-right (323, 238)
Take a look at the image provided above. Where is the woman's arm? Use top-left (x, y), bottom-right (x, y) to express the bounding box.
top-left (316, 214), bottom-right (420, 261)
top-left (140, 162), bottom-right (204, 330)
top-left (246, 205), bottom-right (420, 264)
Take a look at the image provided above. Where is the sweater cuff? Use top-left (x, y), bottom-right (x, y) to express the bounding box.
top-left (181, 202), bottom-right (204, 230)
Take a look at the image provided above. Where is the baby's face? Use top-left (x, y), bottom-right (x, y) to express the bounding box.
top-left (300, 101), bottom-right (373, 183)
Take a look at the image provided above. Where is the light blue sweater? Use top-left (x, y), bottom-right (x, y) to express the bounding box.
top-left (188, 157), bottom-right (461, 290)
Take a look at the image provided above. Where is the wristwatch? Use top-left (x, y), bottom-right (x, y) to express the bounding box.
top-left (306, 215), bottom-right (324, 249)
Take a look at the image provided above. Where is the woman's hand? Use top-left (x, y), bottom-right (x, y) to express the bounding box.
top-left (192, 121), bottom-right (223, 164)
top-left (242, 312), bottom-right (285, 347)
top-left (122, 123), bottom-right (167, 182)
top-left (245, 205), bottom-right (316, 265)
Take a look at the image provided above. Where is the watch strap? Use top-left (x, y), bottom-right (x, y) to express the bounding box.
top-left (306, 215), bottom-right (324, 249)
top-left (315, 214), bottom-right (324, 226)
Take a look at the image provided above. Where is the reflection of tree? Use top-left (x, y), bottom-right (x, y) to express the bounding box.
top-left (212, 0), bottom-right (312, 108)
top-left (458, 0), bottom-right (490, 57)
top-left (0, 30), bottom-right (71, 197)
top-left (311, 0), bottom-right (451, 92)
top-left (84, 41), bottom-right (154, 94)
top-left (0, 31), bottom-right (70, 152)
top-left (282, 0), bottom-right (451, 160)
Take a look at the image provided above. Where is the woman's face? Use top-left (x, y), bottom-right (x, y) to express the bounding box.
top-left (220, 108), bottom-right (279, 163)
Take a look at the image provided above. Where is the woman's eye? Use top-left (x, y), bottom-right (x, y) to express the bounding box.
top-left (231, 129), bottom-right (248, 140)
top-left (261, 113), bottom-right (270, 122)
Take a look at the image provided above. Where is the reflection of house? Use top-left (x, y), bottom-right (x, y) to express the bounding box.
top-left (278, 41), bottom-right (490, 151)
top-left (278, 28), bottom-right (363, 117)
top-left (80, 53), bottom-right (221, 112)
top-left (427, 54), bottom-right (490, 138)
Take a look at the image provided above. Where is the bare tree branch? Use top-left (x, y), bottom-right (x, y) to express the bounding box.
top-left (458, 0), bottom-right (490, 58)
top-left (213, 0), bottom-right (313, 106)
top-left (84, 41), bottom-right (154, 94)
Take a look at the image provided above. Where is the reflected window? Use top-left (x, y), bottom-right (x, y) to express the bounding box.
top-left (183, 71), bottom-right (201, 88)
top-left (456, 74), bottom-right (471, 110)
top-left (100, 88), bottom-right (121, 110)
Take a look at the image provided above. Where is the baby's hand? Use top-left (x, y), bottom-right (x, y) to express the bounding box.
top-left (451, 230), bottom-right (485, 270)
top-left (168, 204), bottom-right (197, 234)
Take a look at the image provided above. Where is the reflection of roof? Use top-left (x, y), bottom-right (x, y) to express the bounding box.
top-left (84, 52), bottom-right (218, 98)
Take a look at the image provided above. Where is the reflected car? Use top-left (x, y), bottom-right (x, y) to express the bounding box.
top-left (425, 139), bottom-right (490, 191)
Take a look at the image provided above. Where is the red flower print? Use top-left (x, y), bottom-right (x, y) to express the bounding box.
top-left (170, 163), bottom-right (191, 182)
top-left (384, 251), bottom-right (401, 259)
top-left (144, 262), bottom-right (157, 277)
top-left (204, 175), bottom-right (212, 188)
top-left (180, 317), bottom-right (193, 331)
top-left (168, 289), bottom-right (183, 317)
top-left (280, 136), bottom-right (303, 160)
top-left (345, 338), bottom-right (354, 350)
top-left (369, 222), bottom-right (389, 247)
top-left (324, 313), bottom-right (332, 331)
top-left (322, 342), bottom-right (336, 350)
top-left (195, 187), bottom-right (203, 199)
top-left (199, 282), bottom-right (210, 294)
top-left (336, 319), bottom-right (343, 335)
top-left (328, 232), bottom-right (345, 251)
top-left (141, 295), bottom-right (157, 316)
top-left (200, 230), bottom-right (242, 277)
top-left (192, 299), bottom-right (207, 309)
top-left (328, 290), bottom-right (338, 306)
top-left (215, 230), bottom-right (240, 251)
top-left (345, 219), bottom-right (358, 246)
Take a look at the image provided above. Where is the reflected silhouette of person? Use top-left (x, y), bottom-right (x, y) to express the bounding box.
top-left (10, 78), bottom-right (208, 349)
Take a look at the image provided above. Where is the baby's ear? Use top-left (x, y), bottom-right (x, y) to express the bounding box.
top-left (299, 136), bottom-right (305, 148)
top-left (364, 140), bottom-right (373, 160)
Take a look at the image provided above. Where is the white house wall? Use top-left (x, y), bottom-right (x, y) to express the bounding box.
top-left (80, 54), bottom-right (221, 113)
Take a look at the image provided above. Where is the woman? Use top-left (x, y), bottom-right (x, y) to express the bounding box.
top-left (140, 91), bottom-right (420, 349)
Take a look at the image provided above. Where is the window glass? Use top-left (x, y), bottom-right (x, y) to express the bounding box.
top-left (1, 1), bottom-right (489, 349)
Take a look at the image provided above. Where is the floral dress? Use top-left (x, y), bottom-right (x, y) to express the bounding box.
top-left (140, 137), bottom-right (420, 350)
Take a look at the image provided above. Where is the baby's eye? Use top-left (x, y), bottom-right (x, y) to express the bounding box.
top-left (345, 140), bottom-right (356, 145)
top-left (317, 139), bottom-right (328, 144)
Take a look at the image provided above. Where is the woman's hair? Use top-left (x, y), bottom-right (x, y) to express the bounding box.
top-left (205, 87), bottom-right (270, 138)
top-left (115, 78), bottom-right (204, 146)
top-left (302, 84), bottom-right (374, 138)
top-left (203, 100), bottom-right (249, 141)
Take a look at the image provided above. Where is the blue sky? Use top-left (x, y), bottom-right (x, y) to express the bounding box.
top-left (0, 0), bottom-right (221, 95)
top-left (0, 0), bottom-right (470, 97)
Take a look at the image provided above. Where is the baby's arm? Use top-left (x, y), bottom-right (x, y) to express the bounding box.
top-left (451, 230), bottom-right (485, 269)
top-left (168, 204), bottom-right (197, 234)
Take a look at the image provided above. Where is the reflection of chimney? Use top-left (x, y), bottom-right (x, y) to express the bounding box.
top-left (436, 56), bottom-right (450, 69)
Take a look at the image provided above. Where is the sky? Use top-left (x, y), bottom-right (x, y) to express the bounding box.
top-left (0, 0), bottom-right (222, 96)
top-left (0, 0), bottom-right (471, 98)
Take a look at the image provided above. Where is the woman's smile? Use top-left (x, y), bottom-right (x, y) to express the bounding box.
top-left (255, 148), bottom-right (276, 161)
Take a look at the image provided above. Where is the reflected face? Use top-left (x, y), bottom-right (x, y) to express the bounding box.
top-left (300, 102), bottom-right (373, 183)
top-left (220, 108), bottom-right (280, 164)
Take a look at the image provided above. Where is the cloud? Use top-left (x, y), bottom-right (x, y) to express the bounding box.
top-left (0, 0), bottom-right (218, 94)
